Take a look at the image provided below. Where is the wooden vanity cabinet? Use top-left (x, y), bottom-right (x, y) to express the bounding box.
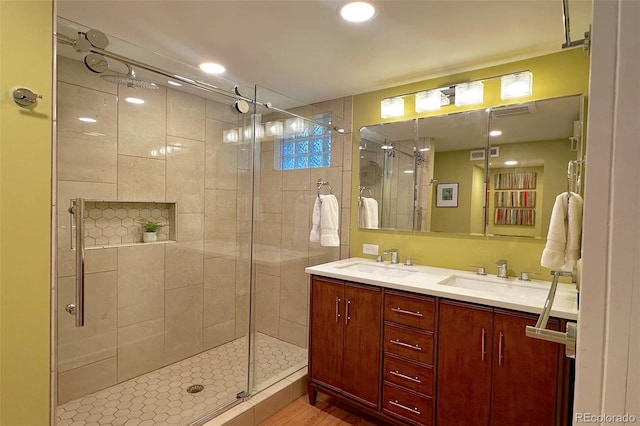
top-left (437, 300), bottom-right (565, 426)
top-left (308, 276), bottom-right (382, 409)
top-left (308, 275), bottom-right (570, 426)
top-left (382, 291), bottom-right (436, 426)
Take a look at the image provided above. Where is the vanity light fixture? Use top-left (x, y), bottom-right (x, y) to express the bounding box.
top-left (501, 71), bottom-right (533, 100)
top-left (199, 62), bottom-right (225, 75)
top-left (504, 160), bottom-right (518, 166)
top-left (415, 89), bottom-right (450, 112)
top-left (339, 1), bottom-right (376, 23)
top-left (455, 81), bottom-right (484, 107)
top-left (78, 117), bottom-right (97, 123)
top-left (380, 96), bottom-right (404, 119)
top-left (222, 129), bottom-right (239, 143)
top-left (242, 123), bottom-right (265, 142)
top-left (285, 117), bottom-right (306, 137)
top-left (265, 121), bottom-right (284, 137)
top-left (489, 130), bottom-right (503, 137)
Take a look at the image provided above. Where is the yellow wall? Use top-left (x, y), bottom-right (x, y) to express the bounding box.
top-left (351, 49), bottom-right (590, 279)
top-left (0, 1), bottom-right (53, 424)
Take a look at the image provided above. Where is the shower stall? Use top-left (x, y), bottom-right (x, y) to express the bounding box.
top-left (53, 18), bottom-right (349, 425)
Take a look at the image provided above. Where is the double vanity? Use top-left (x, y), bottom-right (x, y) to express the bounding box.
top-left (305, 258), bottom-right (578, 426)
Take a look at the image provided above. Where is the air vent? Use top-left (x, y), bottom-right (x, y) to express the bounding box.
top-left (491, 102), bottom-right (537, 118)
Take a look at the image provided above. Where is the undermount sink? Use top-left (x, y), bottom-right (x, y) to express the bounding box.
top-left (336, 261), bottom-right (418, 278)
top-left (438, 274), bottom-right (550, 299)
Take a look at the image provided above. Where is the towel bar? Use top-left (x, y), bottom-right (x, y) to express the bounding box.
top-left (525, 270), bottom-right (577, 358)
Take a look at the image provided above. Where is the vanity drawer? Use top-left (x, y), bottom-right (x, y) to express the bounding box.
top-left (384, 324), bottom-right (434, 364)
top-left (383, 382), bottom-right (433, 426)
top-left (384, 291), bottom-right (435, 330)
top-left (384, 354), bottom-right (433, 396)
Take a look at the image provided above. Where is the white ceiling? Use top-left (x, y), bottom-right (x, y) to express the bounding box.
top-left (56, 0), bottom-right (592, 106)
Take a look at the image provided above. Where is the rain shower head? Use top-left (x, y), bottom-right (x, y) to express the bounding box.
top-left (83, 53), bottom-right (158, 90)
top-left (100, 64), bottom-right (159, 90)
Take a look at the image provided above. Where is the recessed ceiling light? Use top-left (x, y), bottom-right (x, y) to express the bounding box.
top-left (490, 130), bottom-right (503, 137)
top-left (340, 1), bottom-right (376, 23)
top-left (125, 97), bottom-right (145, 105)
top-left (167, 80), bottom-right (182, 87)
top-left (199, 62), bottom-right (225, 75)
top-left (505, 160), bottom-right (518, 166)
top-left (78, 117), bottom-right (97, 123)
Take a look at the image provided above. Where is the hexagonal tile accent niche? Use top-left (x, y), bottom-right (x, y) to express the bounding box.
top-left (83, 201), bottom-right (176, 247)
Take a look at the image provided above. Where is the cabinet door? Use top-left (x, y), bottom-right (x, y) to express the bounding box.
top-left (437, 301), bottom-right (493, 426)
top-left (491, 311), bottom-right (561, 426)
top-left (309, 277), bottom-right (344, 392)
top-left (342, 283), bottom-right (382, 408)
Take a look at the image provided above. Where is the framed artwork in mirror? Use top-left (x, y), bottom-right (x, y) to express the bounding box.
top-left (436, 183), bottom-right (459, 208)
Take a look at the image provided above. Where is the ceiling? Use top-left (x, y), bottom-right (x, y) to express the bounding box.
top-left (56, 0), bottom-right (592, 106)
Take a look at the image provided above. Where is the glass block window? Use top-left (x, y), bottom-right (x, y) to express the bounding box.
top-left (275, 113), bottom-right (332, 170)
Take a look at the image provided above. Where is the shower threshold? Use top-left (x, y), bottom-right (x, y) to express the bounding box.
top-left (56, 333), bottom-right (307, 426)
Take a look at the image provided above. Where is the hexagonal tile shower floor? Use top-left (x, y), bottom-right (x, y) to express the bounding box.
top-left (56, 333), bottom-right (307, 426)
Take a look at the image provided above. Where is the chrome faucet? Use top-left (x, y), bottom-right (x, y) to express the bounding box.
top-left (383, 248), bottom-right (399, 264)
top-left (496, 259), bottom-right (508, 278)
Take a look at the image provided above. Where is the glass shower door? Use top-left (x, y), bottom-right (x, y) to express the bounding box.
top-left (54, 16), bottom-right (254, 425)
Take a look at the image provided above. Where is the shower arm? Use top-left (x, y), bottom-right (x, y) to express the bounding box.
top-left (55, 33), bottom-right (337, 132)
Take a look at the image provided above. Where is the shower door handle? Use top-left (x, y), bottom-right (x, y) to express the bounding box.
top-left (69, 198), bottom-right (85, 327)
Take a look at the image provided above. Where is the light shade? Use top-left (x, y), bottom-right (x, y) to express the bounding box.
top-left (380, 96), bottom-right (405, 118)
top-left (415, 89), bottom-right (450, 112)
top-left (222, 129), bottom-right (239, 143)
top-left (265, 121), bottom-right (283, 137)
top-left (285, 117), bottom-right (306, 137)
top-left (501, 71), bottom-right (533, 100)
top-left (455, 81), bottom-right (484, 106)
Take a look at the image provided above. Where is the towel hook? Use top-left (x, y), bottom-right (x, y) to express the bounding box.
top-left (316, 179), bottom-right (332, 198)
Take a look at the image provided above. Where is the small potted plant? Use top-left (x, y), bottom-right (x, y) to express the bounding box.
top-left (138, 218), bottom-right (165, 243)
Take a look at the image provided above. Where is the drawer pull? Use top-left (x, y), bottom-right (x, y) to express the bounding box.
top-left (390, 339), bottom-right (422, 351)
top-left (335, 297), bottom-right (341, 322)
top-left (391, 307), bottom-right (423, 317)
top-left (389, 370), bottom-right (421, 383)
top-left (389, 400), bottom-right (421, 415)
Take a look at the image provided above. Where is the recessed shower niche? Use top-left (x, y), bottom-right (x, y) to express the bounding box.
top-left (72, 200), bottom-right (177, 248)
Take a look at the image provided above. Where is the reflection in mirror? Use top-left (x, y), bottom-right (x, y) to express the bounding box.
top-left (486, 95), bottom-right (583, 238)
top-left (357, 94), bottom-right (584, 239)
top-left (359, 110), bottom-right (489, 233)
top-left (359, 120), bottom-right (424, 230)
top-left (428, 109), bottom-right (490, 234)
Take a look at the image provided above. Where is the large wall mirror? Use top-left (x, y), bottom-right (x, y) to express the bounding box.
top-left (358, 94), bottom-right (584, 238)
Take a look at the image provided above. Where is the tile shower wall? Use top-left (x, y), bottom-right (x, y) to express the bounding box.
top-left (254, 97), bottom-right (353, 349)
top-left (56, 56), bottom-right (353, 405)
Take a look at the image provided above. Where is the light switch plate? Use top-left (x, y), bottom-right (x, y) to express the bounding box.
top-left (362, 244), bottom-right (379, 255)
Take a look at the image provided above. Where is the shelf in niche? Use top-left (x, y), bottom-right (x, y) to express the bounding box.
top-left (81, 200), bottom-right (177, 248)
top-left (85, 240), bottom-right (177, 251)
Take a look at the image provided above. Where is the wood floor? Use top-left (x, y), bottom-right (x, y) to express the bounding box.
top-left (259, 393), bottom-right (388, 425)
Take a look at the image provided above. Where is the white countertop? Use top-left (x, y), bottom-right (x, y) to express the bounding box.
top-left (306, 258), bottom-right (578, 321)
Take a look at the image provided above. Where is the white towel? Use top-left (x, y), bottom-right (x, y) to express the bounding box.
top-left (541, 192), bottom-right (583, 271)
top-left (319, 194), bottom-right (340, 246)
top-left (309, 197), bottom-right (321, 243)
top-left (363, 197), bottom-right (379, 229)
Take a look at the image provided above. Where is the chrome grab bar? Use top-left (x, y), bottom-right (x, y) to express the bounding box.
top-left (525, 270), bottom-right (576, 358)
top-left (68, 198), bottom-right (85, 327)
